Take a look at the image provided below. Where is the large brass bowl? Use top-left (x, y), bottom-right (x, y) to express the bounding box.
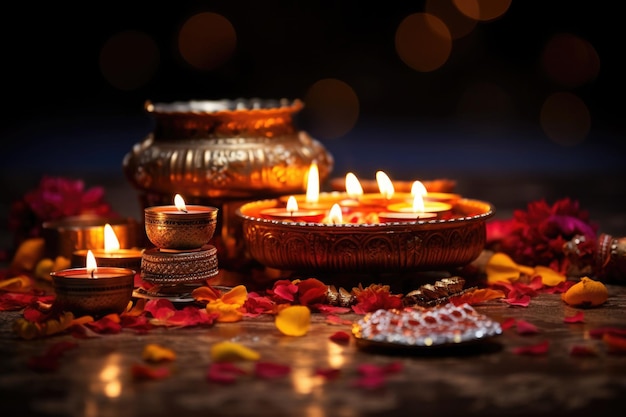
top-left (237, 198), bottom-right (495, 274)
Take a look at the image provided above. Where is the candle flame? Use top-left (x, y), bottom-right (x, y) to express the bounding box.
top-left (305, 161), bottom-right (319, 204)
top-left (103, 224), bottom-right (121, 252)
top-left (412, 193), bottom-right (425, 213)
top-left (174, 194), bottom-right (188, 212)
top-left (327, 204), bottom-right (343, 225)
top-left (345, 172), bottom-right (363, 199)
top-left (86, 249), bottom-right (98, 277)
top-left (411, 180), bottom-right (428, 197)
top-left (376, 171), bottom-right (394, 199)
top-left (286, 196), bottom-right (299, 213)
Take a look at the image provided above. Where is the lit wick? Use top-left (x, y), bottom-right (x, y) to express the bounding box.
top-left (86, 250), bottom-right (98, 279)
top-left (174, 193), bottom-right (188, 213)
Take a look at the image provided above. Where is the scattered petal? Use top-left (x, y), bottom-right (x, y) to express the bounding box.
top-left (512, 340), bottom-right (549, 355)
top-left (569, 345), bottom-right (598, 357)
top-left (329, 331), bottom-right (351, 344)
top-left (563, 311), bottom-right (584, 323)
top-left (142, 344), bottom-right (176, 362)
top-left (254, 361), bottom-right (291, 379)
top-left (131, 363), bottom-right (171, 380)
top-left (207, 362), bottom-right (247, 384)
top-left (603, 332), bottom-right (626, 354)
top-left (516, 319), bottom-right (539, 335)
top-left (314, 367), bottom-right (341, 380)
top-left (561, 277), bottom-right (608, 307)
top-left (210, 341), bottom-right (260, 362)
top-left (275, 305), bottom-right (311, 336)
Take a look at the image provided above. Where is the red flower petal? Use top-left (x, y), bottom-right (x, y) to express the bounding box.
top-left (500, 317), bottom-right (516, 330)
top-left (512, 340), bottom-right (549, 355)
top-left (314, 367), bottom-right (341, 380)
top-left (563, 311), bottom-right (584, 323)
top-left (569, 345), bottom-right (597, 357)
top-left (254, 361), bottom-right (291, 379)
top-left (329, 331), bottom-right (351, 344)
top-left (131, 363), bottom-right (171, 380)
top-left (206, 362), bottom-right (247, 384)
top-left (516, 319), bottom-right (539, 335)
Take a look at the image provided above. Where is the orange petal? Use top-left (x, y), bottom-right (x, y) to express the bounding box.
top-left (221, 285), bottom-right (248, 305)
top-left (534, 265), bottom-right (566, 287)
top-left (142, 343), bottom-right (176, 362)
top-left (210, 341), bottom-right (260, 362)
top-left (275, 305), bottom-right (311, 336)
top-left (191, 285), bottom-right (221, 302)
top-left (485, 252), bottom-right (521, 284)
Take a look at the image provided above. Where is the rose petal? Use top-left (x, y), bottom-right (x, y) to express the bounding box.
top-left (275, 305), bottom-right (311, 336)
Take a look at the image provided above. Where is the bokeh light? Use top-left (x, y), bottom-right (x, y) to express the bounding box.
top-left (395, 13), bottom-right (452, 72)
top-left (303, 78), bottom-right (359, 140)
top-left (453, 0), bottom-right (511, 22)
top-left (99, 30), bottom-right (159, 91)
top-left (541, 33), bottom-right (600, 88)
top-left (178, 12), bottom-right (236, 71)
top-left (425, 0), bottom-right (478, 40)
top-left (540, 92), bottom-right (590, 146)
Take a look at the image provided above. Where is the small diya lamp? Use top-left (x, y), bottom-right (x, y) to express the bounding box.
top-left (381, 193), bottom-right (452, 222)
top-left (357, 171), bottom-right (409, 208)
top-left (410, 180), bottom-right (461, 204)
top-left (42, 214), bottom-right (140, 259)
top-left (72, 223), bottom-right (143, 271)
top-left (144, 194), bottom-right (219, 250)
top-left (261, 196), bottom-right (325, 222)
top-left (51, 250), bottom-right (135, 316)
top-left (140, 194), bottom-right (220, 298)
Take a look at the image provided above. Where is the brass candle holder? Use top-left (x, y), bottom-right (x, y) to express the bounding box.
top-left (51, 267), bottom-right (135, 316)
top-left (137, 203), bottom-right (220, 301)
top-left (237, 198), bottom-right (494, 277)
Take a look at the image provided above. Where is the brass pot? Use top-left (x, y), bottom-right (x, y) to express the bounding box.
top-left (123, 98), bottom-right (334, 272)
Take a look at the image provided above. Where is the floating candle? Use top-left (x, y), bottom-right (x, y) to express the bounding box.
top-left (384, 193), bottom-right (452, 219)
top-left (261, 196), bottom-right (325, 222)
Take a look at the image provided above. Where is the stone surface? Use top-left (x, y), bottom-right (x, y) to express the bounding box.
top-left (1, 286), bottom-right (625, 417)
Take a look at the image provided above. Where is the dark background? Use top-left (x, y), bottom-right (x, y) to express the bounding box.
top-left (1, 1), bottom-right (624, 237)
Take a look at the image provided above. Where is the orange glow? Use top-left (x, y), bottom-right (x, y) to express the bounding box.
top-left (286, 196), bottom-right (299, 213)
top-left (103, 224), bottom-right (121, 252)
top-left (178, 12), bottom-right (236, 70)
top-left (174, 194), bottom-right (187, 212)
top-left (411, 181), bottom-right (428, 197)
top-left (412, 194), bottom-right (426, 213)
top-left (395, 13), bottom-right (452, 72)
top-left (305, 162), bottom-right (320, 204)
top-left (425, 0), bottom-right (477, 39)
top-left (327, 204), bottom-right (343, 225)
top-left (453, 0), bottom-right (511, 22)
top-left (345, 172), bottom-right (364, 199)
top-left (86, 250), bottom-right (98, 273)
top-left (303, 78), bottom-right (360, 139)
top-left (376, 171), bottom-right (395, 199)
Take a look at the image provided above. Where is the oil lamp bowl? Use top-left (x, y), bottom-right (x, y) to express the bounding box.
top-left (144, 206), bottom-right (218, 250)
top-left (51, 268), bottom-right (135, 316)
top-left (237, 198), bottom-right (495, 274)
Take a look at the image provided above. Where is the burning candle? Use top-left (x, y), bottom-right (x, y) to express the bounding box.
top-left (383, 193), bottom-right (452, 221)
top-left (51, 250), bottom-right (136, 316)
top-left (72, 224), bottom-right (144, 271)
top-left (358, 171), bottom-right (406, 207)
top-left (144, 194), bottom-right (218, 250)
top-left (324, 203), bottom-right (344, 225)
top-left (412, 180), bottom-right (461, 204)
top-left (260, 196), bottom-right (325, 222)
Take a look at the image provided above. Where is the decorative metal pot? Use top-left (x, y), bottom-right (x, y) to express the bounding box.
top-left (122, 98), bottom-right (334, 273)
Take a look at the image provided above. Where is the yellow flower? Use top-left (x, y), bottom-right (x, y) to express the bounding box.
top-left (192, 284), bottom-right (248, 323)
